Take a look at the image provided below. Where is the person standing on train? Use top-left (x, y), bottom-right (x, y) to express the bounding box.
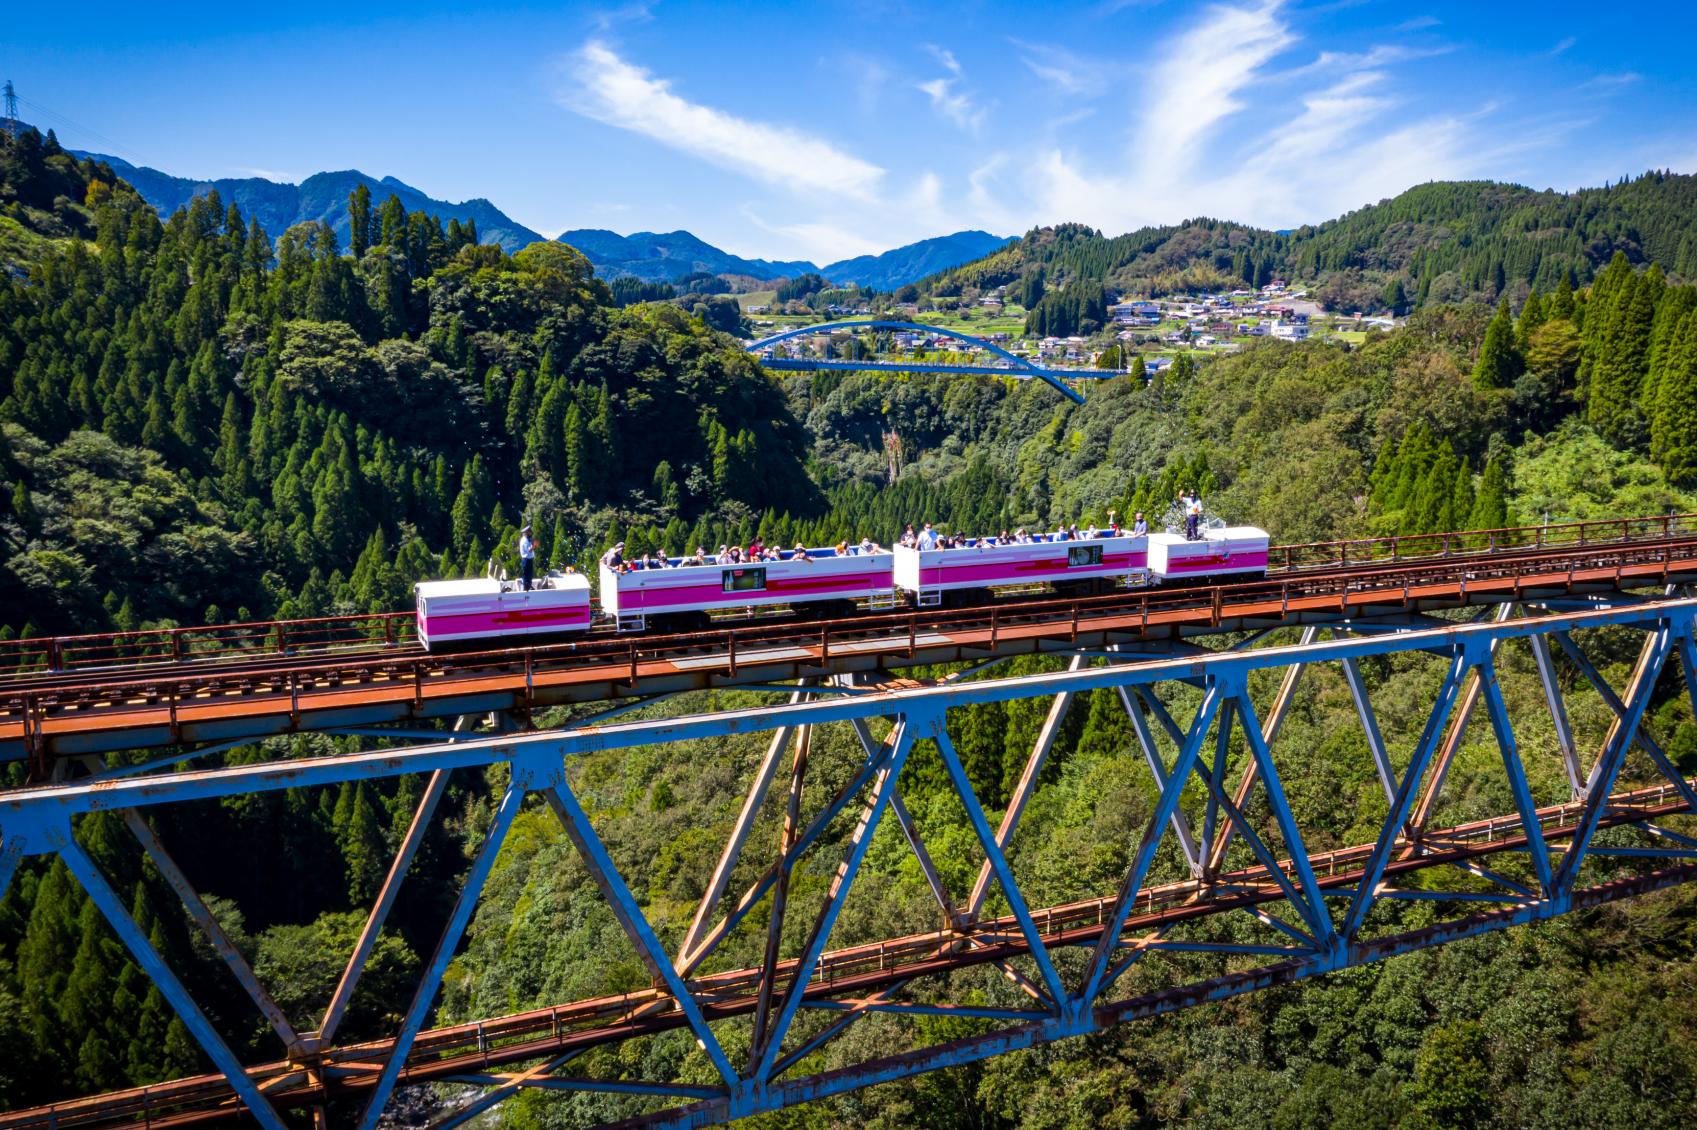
top-left (1185, 491), bottom-right (1203, 540)
top-left (917, 522), bottom-right (939, 550)
top-left (518, 524), bottom-right (536, 591)
top-left (601, 541), bottom-right (625, 570)
top-left (1132, 512), bottom-right (1148, 537)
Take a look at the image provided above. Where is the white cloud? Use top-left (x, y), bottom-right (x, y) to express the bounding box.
top-left (1579, 72), bottom-right (1642, 90)
top-left (917, 45), bottom-right (987, 134)
top-left (566, 40), bottom-right (885, 200)
top-left (739, 205), bottom-right (884, 264)
top-left (1140, 0), bottom-right (1295, 175)
top-left (1022, 1), bottom-right (1530, 235)
top-left (1549, 36), bottom-right (1577, 56)
top-left (1396, 15), bottom-right (1440, 31)
top-left (230, 166), bottom-right (302, 183)
top-left (1010, 40), bottom-right (1112, 97)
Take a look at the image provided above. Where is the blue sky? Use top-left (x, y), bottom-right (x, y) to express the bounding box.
top-left (10, 1), bottom-right (1697, 264)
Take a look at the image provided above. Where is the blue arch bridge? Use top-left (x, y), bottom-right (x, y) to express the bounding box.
top-left (3, 527), bottom-right (1697, 1127)
top-left (746, 320), bottom-right (1127, 403)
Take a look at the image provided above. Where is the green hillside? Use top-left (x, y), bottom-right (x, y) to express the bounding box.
top-left (921, 171), bottom-right (1697, 314)
top-left (3, 131), bottom-right (1697, 1128)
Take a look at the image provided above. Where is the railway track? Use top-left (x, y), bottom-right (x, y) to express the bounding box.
top-left (5, 527), bottom-right (1697, 769)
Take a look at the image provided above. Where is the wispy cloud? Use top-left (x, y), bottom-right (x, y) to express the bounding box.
top-left (230, 166), bottom-right (301, 183)
top-left (566, 41), bottom-right (885, 200)
top-left (588, 2), bottom-right (652, 32)
top-left (1140, 0), bottom-right (1295, 174)
top-left (1396, 15), bottom-right (1440, 31)
top-left (917, 46), bottom-right (987, 134)
top-left (1010, 39), bottom-right (1112, 97)
top-left (1025, 0), bottom-right (1536, 235)
top-left (1579, 71), bottom-right (1642, 90)
top-left (1548, 36), bottom-right (1577, 56)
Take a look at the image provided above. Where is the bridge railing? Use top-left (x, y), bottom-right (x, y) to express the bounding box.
top-left (2, 512), bottom-right (1694, 682)
top-left (1274, 512), bottom-right (1697, 571)
top-left (7, 530), bottom-right (1695, 745)
top-left (0, 611), bottom-right (417, 676)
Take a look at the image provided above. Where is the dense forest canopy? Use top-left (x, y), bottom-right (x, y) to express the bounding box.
top-left (4, 126), bottom-right (1697, 1128)
top-left (922, 171), bottom-right (1697, 314)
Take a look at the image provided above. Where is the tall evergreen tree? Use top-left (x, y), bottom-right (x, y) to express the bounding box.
top-left (1472, 298), bottom-right (1522, 389)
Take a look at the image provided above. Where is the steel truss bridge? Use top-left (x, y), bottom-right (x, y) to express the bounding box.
top-left (744, 320), bottom-right (1106, 403)
top-left (4, 516), bottom-right (1697, 1126)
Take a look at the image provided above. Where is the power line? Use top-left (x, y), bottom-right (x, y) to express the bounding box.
top-left (12, 90), bottom-right (150, 166)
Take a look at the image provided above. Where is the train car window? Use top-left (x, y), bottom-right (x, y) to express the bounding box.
top-left (723, 568), bottom-right (767, 592)
top-left (1068, 545), bottom-right (1104, 567)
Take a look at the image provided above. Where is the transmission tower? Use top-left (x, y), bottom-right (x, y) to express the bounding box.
top-left (2, 80), bottom-right (17, 135)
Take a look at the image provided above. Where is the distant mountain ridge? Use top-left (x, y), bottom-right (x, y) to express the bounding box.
top-left (68, 145), bottom-right (1010, 290)
top-left (555, 228), bottom-right (816, 282)
top-left (822, 231), bottom-right (1014, 290)
top-left (69, 152), bottom-right (547, 252)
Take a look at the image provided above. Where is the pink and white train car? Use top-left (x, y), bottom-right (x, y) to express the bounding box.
top-left (1147, 528), bottom-right (1270, 584)
top-left (415, 573), bottom-right (593, 650)
top-left (893, 536), bottom-right (1149, 606)
top-left (600, 549), bottom-right (899, 632)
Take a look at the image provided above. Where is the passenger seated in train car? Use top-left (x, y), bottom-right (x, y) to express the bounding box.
top-left (859, 536), bottom-right (877, 555)
top-left (684, 547), bottom-right (706, 566)
top-left (791, 543), bottom-right (812, 562)
top-left (1085, 521), bottom-right (1099, 539)
top-left (899, 524), bottom-right (917, 548)
top-left (748, 536), bottom-right (765, 560)
top-left (835, 540), bottom-right (849, 556)
top-left (716, 544), bottom-right (734, 564)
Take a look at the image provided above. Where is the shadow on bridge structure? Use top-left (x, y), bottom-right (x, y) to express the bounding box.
top-left (6, 521), bottom-right (1697, 1127)
top-left (745, 320), bottom-right (1119, 404)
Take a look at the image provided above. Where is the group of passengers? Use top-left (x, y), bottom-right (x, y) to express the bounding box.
top-left (599, 535), bottom-right (891, 573)
top-left (896, 511), bottom-right (1154, 549)
top-left (595, 496), bottom-right (1197, 576)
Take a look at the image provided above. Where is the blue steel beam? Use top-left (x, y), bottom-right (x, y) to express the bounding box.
top-left (356, 768), bottom-right (532, 1130)
top-left (320, 768), bottom-right (451, 1043)
top-left (1554, 623), bottom-right (1674, 896)
top-left (4, 599), bottom-right (1697, 1129)
top-left (1340, 648), bottom-right (1470, 940)
top-left (749, 720), bottom-right (917, 1082)
top-left (1476, 660), bottom-right (1555, 896)
top-left (54, 832), bottom-right (289, 1130)
top-left (5, 601), bottom-right (1696, 829)
top-left (540, 783), bottom-right (738, 1086)
top-left (1234, 693), bottom-right (1338, 948)
top-left (932, 728), bottom-right (1068, 1007)
top-left (1079, 679), bottom-right (1224, 1006)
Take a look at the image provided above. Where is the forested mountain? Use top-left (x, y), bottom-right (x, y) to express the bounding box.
top-left (820, 229), bottom-right (1013, 290)
top-left (6, 120), bottom-right (1697, 1128)
top-left (923, 172), bottom-right (1697, 313)
top-left (0, 125), bottom-right (815, 636)
top-left (69, 145), bottom-right (546, 253)
top-left (555, 228), bottom-right (816, 283)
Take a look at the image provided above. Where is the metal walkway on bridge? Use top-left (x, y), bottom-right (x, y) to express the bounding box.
top-left (3, 593), bottom-right (1697, 1128)
top-left (4, 516), bottom-right (1696, 773)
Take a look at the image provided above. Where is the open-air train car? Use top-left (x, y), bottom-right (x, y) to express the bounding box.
top-left (414, 572), bottom-right (593, 650)
top-left (599, 548), bottom-right (899, 632)
top-left (893, 535), bottom-right (1150, 606)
